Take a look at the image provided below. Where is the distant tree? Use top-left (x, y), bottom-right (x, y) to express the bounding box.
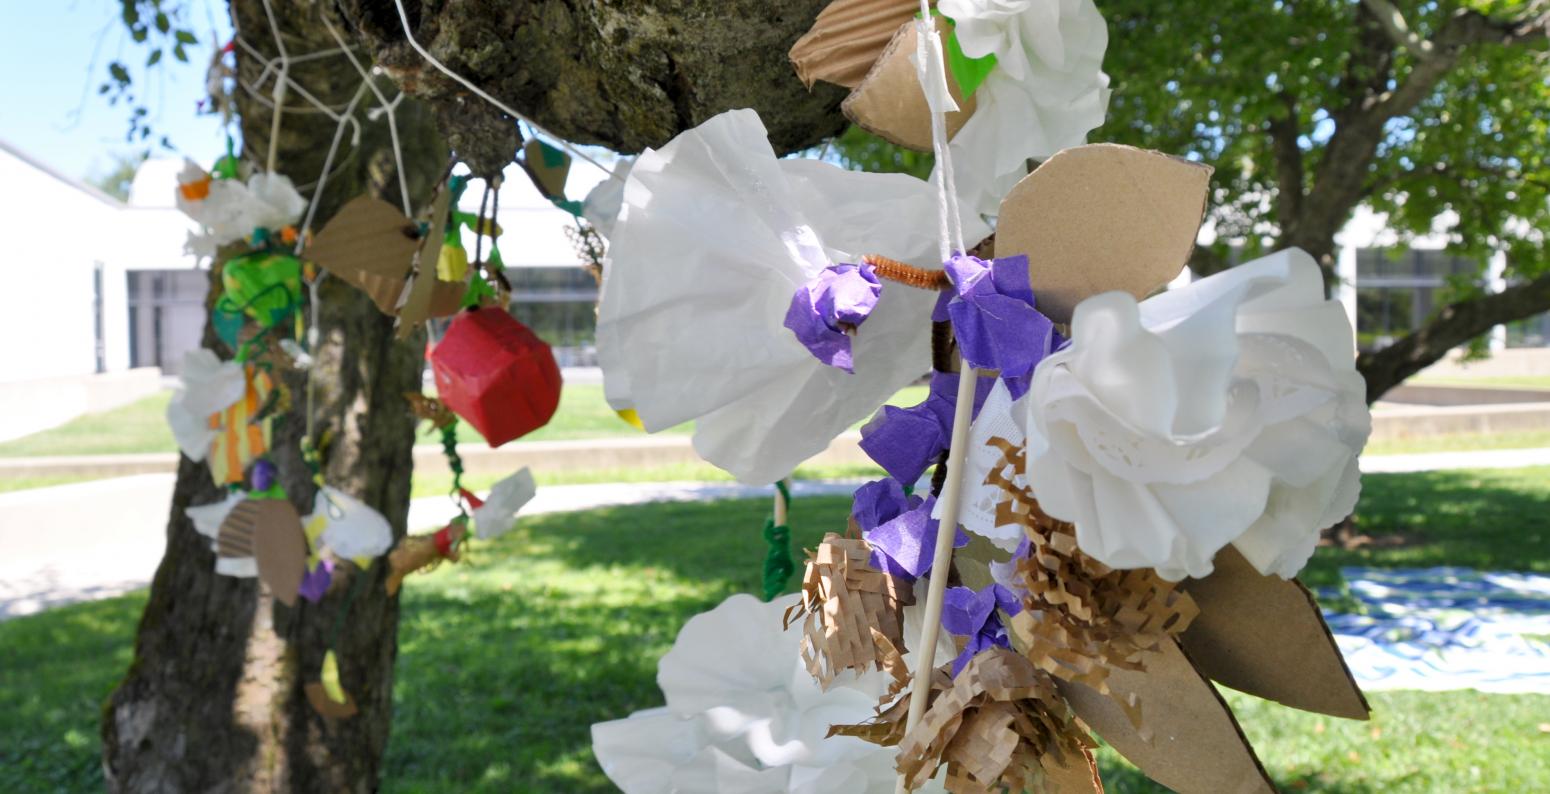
top-left (87, 152), bottom-right (147, 202)
top-left (1098, 0), bottom-right (1550, 401)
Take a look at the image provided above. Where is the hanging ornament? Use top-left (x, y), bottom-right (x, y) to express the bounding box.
top-left (428, 308), bottom-right (562, 448)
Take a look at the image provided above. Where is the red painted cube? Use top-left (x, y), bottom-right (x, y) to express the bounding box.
top-left (429, 309), bottom-right (562, 447)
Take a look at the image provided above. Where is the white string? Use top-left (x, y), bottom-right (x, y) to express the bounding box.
top-left (897, 5), bottom-right (977, 792)
top-left (388, 0), bottom-right (623, 182)
top-left (296, 83), bottom-right (370, 254)
top-left (257, 0), bottom-right (289, 173)
top-left (321, 13), bottom-right (413, 217)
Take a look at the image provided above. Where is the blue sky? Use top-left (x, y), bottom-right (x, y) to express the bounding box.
top-left (0, 0), bottom-right (231, 182)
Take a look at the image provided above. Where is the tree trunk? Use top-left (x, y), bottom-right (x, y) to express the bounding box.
top-left (101, 2), bottom-right (446, 790)
top-left (341, 0), bottom-right (849, 157)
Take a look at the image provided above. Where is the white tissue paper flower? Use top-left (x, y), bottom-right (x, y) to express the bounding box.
top-left (582, 158), bottom-right (634, 239)
top-left (596, 108), bottom-right (989, 485)
top-left (178, 170), bottom-right (307, 255)
top-left (592, 593), bottom-right (946, 794)
top-left (936, 0), bottom-right (1111, 217)
top-left (1024, 249), bottom-right (1370, 581)
top-left (166, 349), bottom-right (248, 462)
top-left (309, 487), bottom-right (394, 560)
top-left (471, 467), bottom-right (537, 539)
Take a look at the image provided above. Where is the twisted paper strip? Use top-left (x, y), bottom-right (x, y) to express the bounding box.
top-left (834, 644), bottom-right (1093, 793)
top-left (786, 531), bottom-right (915, 688)
top-left (985, 436), bottom-right (1199, 734)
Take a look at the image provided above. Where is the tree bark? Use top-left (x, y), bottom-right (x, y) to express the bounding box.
top-left (340, 0), bottom-right (849, 157)
top-left (101, 2), bottom-right (446, 791)
top-left (1358, 270), bottom-right (1550, 403)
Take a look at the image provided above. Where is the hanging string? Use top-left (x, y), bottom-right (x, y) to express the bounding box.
top-left (387, 0), bottom-right (623, 182)
top-left (896, 5), bottom-right (978, 790)
top-left (257, 0), bottom-right (289, 173)
top-left (320, 13), bottom-right (413, 217)
top-left (761, 479), bottom-right (795, 601)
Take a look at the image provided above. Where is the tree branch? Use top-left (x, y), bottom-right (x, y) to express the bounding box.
top-left (1357, 270), bottom-right (1550, 403)
top-left (1359, 0), bottom-right (1435, 60)
top-left (1267, 90), bottom-right (1304, 235)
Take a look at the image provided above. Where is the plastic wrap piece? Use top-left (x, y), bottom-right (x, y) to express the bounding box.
top-left (303, 196), bottom-right (421, 315)
top-left (835, 649), bottom-right (1099, 794)
top-left (786, 531), bottom-right (915, 688)
top-left (429, 309), bottom-right (563, 448)
top-left (995, 144), bottom-right (1211, 324)
top-left (1180, 545), bottom-right (1370, 720)
top-left (790, 0), bottom-right (922, 89)
top-left (1056, 638), bottom-right (1275, 794)
top-left (842, 21), bottom-right (976, 152)
top-left (987, 435), bottom-right (1197, 732)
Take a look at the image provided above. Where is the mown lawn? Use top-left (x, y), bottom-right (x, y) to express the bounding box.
top-left (2, 467), bottom-right (1549, 792)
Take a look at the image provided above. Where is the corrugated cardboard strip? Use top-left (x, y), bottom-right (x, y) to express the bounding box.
top-left (789, 0), bottom-right (922, 89)
top-left (986, 437), bottom-right (1197, 733)
top-left (841, 21), bottom-right (975, 152)
top-left (994, 144), bottom-right (1212, 324)
top-left (836, 648), bottom-right (1098, 794)
top-left (786, 531), bottom-right (915, 688)
top-left (219, 498), bottom-right (307, 607)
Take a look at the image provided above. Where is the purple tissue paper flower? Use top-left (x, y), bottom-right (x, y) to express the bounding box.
top-left (864, 494), bottom-right (968, 580)
top-left (942, 253), bottom-right (1061, 400)
top-left (851, 477), bottom-right (919, 533)
top-left (941, 583), bottom-right (1024, 677)
top-left (298, 558), bottom-right (335, 603)
top-left (783, 263), bottom-right (882, 373)
top-left (858, 370), bottom-right (993, 485)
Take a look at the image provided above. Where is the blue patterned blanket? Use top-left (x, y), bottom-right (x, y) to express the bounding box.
top-left (1324, 568), bottom-right (1550, 694)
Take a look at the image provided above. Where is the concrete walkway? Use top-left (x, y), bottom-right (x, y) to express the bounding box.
top-left (3, 447), bottom-right (1546, 620)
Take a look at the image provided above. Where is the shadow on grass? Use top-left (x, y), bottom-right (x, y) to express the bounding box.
top-left (383, 495), bottom-right (854, 792)
top-left (1300, 466), bottom-right (1550, 591)
top-left (0, 595), bottom-right (146, 792)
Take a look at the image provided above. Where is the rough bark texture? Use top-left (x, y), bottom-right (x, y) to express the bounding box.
top-left (340, 0), bottom-right (850, 157)
top-left (101, 1), bottom-right (447, 791)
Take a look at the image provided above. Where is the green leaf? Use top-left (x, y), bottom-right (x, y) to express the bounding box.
top-left (108, 62), bottom-right (131, 86)
top-left (173, 44), bottom-right (187, 63)
top-left (154, 12), bottom-right (169, 33)
top-left (146, 49), bottom-right (162, 67)
top-left (943, 27), bottom-right (996, 99)
top-left (175, 30), bottom-right (197, 45)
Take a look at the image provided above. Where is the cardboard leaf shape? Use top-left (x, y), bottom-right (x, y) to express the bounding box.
top-left (995, 144), bottom-right (1212, 324)
top-left (305, 682), bottom-right (358, 720)
top-left (304, 196), bottom-right (421, 315)
top-left (1056, 638), bottom-right (1274, 794)
top-left (841, 20), bottom-right (976, 152)
top-left (219, 498), bottom-right (307, 606)
top-left (789, 0), bottom-right (920, 89)
top-left (1180, 546), bottom-right (1370, 720)
top-left (521, 139), bottom-right (571, 201)
top-left (396, 187), bottom-right (454, 339)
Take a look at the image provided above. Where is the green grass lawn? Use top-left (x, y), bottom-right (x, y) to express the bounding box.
top-left (1412, 375), bottom-right (1550, 390)
top-left (3, 466), bottom-right (1549, 792)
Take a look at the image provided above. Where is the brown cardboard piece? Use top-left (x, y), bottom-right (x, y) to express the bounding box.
top-left (521, 138), bottom-right (571, 201)
top-left (395, 187), bottom-right (454, 339)
top-left (995, 144), bottom-right (1212, 324)
top-left (303, 196), bottom-right (421, 315)
top-left (219, 498), bottom-right (307, 606)
top-left (305, 682), bottom-right (358, 720)
top-left (841, 20), bottom-right (975, 152)
top-left (789, 0), bottom-right (922, 89)
top-left (1057, 638), bottom-right (1274, 794)
top-left (1180, 546), bottom-right (1370, 720)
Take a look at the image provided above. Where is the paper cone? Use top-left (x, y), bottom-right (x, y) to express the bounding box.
top-left (841, 21), bottom-right (975, 152)
top-left (790, 0), bottom-right (921, 89)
